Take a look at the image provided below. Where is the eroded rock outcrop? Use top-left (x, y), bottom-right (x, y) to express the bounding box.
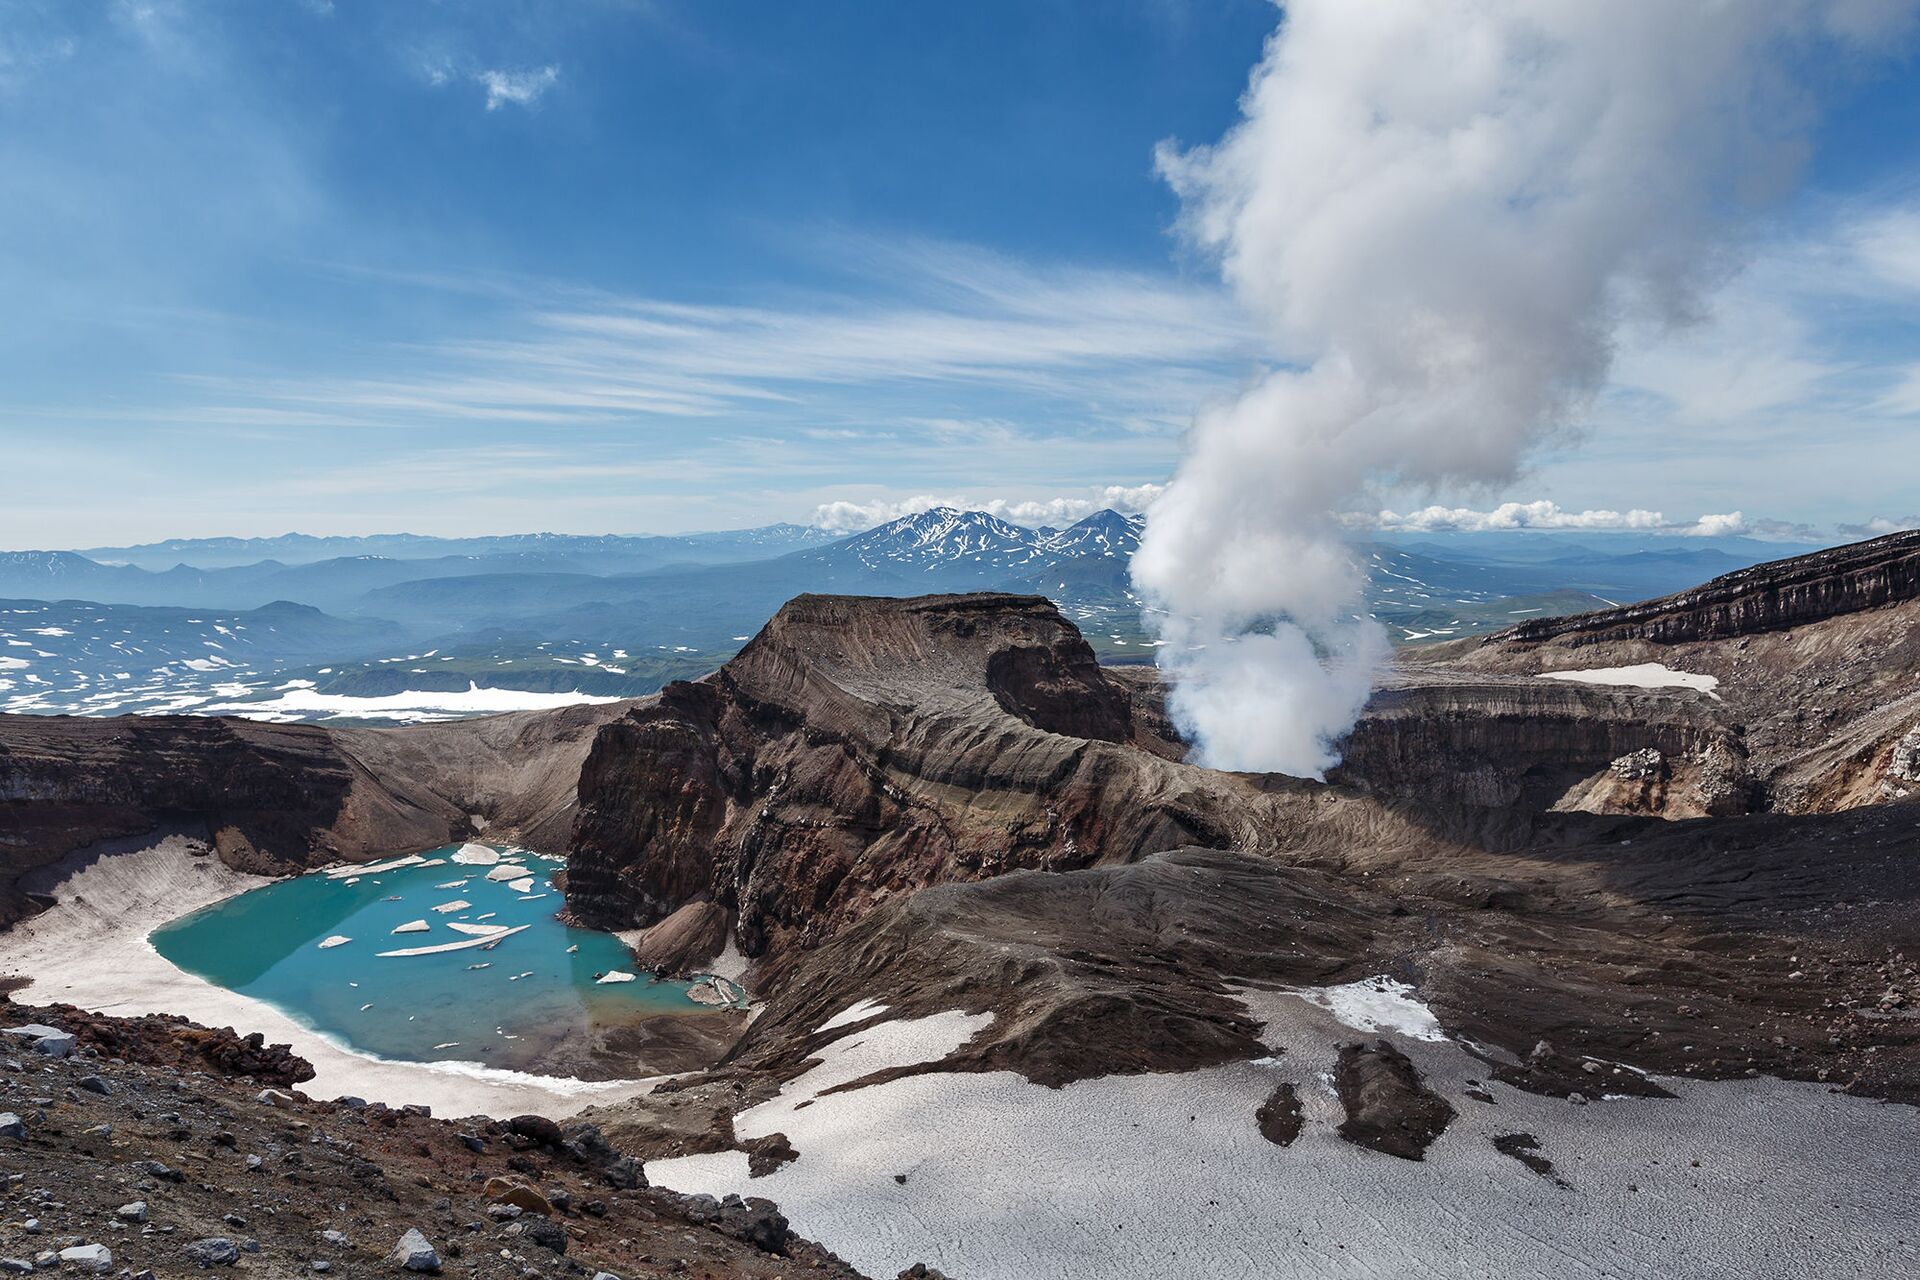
top-left (565, 594), bottom-right (1279, 956)
top-left (0, 701), bottom-right (635, 925)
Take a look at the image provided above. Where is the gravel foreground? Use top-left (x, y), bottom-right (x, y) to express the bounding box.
top-left (0, 1007), bottom-right (877, 1280)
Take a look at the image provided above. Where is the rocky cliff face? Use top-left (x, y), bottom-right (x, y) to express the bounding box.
top-left (1406, 531), bottom-right (1920, 815)
top-left (1496, 529), bottom-right (1920, 648)
top-left (564, 594), bottom-right (1279, 956)
top-left (0, 700), bottom-right (635, 925)
top-left (1333, 676), bottom-right (1734, 809)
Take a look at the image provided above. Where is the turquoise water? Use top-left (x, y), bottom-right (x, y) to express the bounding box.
top-left (150, 844), bottom-right (703, 1073)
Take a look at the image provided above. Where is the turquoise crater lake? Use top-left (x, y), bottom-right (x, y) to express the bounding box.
top-left (150, 843), bottom-right (725, 1077)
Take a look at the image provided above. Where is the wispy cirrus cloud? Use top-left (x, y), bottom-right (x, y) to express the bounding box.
top-left (154, 242), bottom-right (1262, 438)
top-left (477, 64), bottom-right (558, 111)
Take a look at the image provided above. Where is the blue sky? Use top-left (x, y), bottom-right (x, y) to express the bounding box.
top-left (2, 0), bottom-right (1917, 546)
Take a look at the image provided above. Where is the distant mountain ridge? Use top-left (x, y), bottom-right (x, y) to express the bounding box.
top-left (75, 523), bottom-right (839, 571)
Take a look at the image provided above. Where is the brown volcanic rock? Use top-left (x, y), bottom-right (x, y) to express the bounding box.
top-left (565, 593), bottom-right (1277, 955)
top-left (1400, 531), bottom-right (1920, 815)
top-left (2, 993), bottom-right (315, 1086)
top-left (1334, 1040), bottom-right (1456, 1160)
top-left (0, 700), bottom-right (636, 925)
top-left (1333, 674), bottom-right (1731, 810)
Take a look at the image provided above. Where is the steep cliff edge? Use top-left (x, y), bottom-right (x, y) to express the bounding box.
top-left (1399, 530), bottom-right (1920, 813)
top-left (0, 700), bottom-right (636, 925)
top-left (564, 593), bottom-right (1287, 957)
top-left (1494, 528), bottom-right (1920, 648)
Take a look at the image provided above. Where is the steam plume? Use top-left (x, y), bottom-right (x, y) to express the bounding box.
top-left (1133, 0), bottom-right (1915, 776)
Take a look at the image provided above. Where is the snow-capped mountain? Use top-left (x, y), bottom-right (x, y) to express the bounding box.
top-left (1038, 509), bottom-right (1145, 559)
top-left (825, 508), bottom-right (1051, 575)
top-left (814, 507), bottom-right (1147, 579)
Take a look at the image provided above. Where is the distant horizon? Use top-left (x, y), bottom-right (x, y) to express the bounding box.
top-left (17, 501), bottom-right (1892, 563)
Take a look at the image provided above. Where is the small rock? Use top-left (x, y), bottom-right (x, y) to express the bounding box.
top-left (319, 1229), bottom-right (350, 1248)
top-left (603, 1156), bottom-right (646, 1190)
top-left (245, 1155), bottom-right (263, 1171)
top-left (256, 1088), bottom-right (294, 1108)
top-left (513, 1216), bottom-right (567, 1254)
top-left (184, 1238), bottom-right (240, 1267)
top-left (56, 1244), bottom-right (113, 1273)
top-left (74, 1075), bottom-right (112, 1096)
top-left (0, 1261), bottom-right (30, 1275)
top-left (116, 1202), bottom-right (149, 1224)
top-left (312, 1264), bottom-right (331, 1274)
top-left (132, 1158), bottom-right (184, 1183)
top-left (0, 1113), bottom-right (24, 1141)
top-left (0, 1026), bottom-right (74, 1059)
top-left (506, 1114), bottom-right (564, 1146)
top-left (483, 1176), bottom-right (555, 1216)
top-left (389, 1228), bottom-right (441, 1273)
top-left (223, 1215), bottom-right (248, 1230)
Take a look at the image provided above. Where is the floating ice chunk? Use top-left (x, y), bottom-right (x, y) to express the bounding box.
top-left (431, 899), bottom-right (471, 914)
top-left (359, 1003), bottom-right (373, 1011)
top-left (566, 944), bottom-right (579, 954)
top-left (391, 919), bottom-right (431, 935)
top-left (509, 971), bottom-right (534, 981)
top-left (476, 912), bottom-right (497, 921)
top-left (434, 880), bottom-right (470, 890)
top-left (507, 877), bottom-right (536, 894)
top-left (466, 963), bottom-right (491, 971)
top-left (517, 892), bottom-right (547, 901)
top-left (377, 924), bottom-right (531, 957)
top-left (446, 922), bottom-right (510, 937)
top-left (452, 843), bottom-right (502, 866)
top-left (317, 936), bottom-right (352, 950)
top-left (485, 864), bottom-right (530, 883)
top-left (1296, 976), bottom-right (1447, 1042)
top-left (597, 970), bottom-right (637, 984)
top-left (327, 854), bottom-right (427, 879)
top-left (432, 1042), bottom-right (461, 1050)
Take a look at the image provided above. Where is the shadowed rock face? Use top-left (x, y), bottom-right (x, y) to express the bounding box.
top-left (564, 593), bottom-right (1276, 955)
top-left (1333, 677), bottom-right (1732, 810)
top-left (0, 700), bottom-right (634, 925)
top-left (1398, 530), bottom-right (1920, 816)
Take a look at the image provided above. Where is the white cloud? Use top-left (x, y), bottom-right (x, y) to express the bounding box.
top-left (1837, 514), bottom-right (1920, 537)
top-left (1683, 511), bottom-right (1748, 537)
top-left (477, 65), bottom-right (558, 111)
top-left (1350, 501), bottom-right (1804, 540)
top-left (1365, 501), bottom-right (1669, 534)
